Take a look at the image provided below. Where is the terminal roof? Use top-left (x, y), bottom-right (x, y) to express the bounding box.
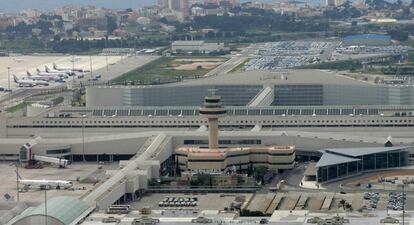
top-left (162, 69), bottom-right (371, 86)
top-left (315, 152), bottom-right (360, 168)
top-left (325, 146), bottom-right (409, 157)
top-left (9, 196), bottom-right (91, 225)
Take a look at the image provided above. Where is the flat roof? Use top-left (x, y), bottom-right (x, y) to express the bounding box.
top-left (344, 34), bottom-right (391, 41)
top-left (172, 41), bottom-right (204, 45)
top-left (325, 146), bottom-right (410, 157)
top-left (163, 69), bottom-right (372, 86)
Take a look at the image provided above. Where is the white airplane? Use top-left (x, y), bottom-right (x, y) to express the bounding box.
top-left (28, 71), bottom-right (63, 80)
top-left (26, 72), bottom-right (59, 82)
top-left (36, 68), bottom-right (68, 78)
top-left (53, 63), bottom-right (90, 73)
top-left (13, 75), bottom-right (49, 87)
top-left (16, 171), bottom-right (73, 190)
top-left (45, 65), bottom-right (74, 76)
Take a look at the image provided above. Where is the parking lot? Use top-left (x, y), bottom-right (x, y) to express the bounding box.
top-left (244, 40), bottom-right (413, 71)
top-left (244, 41), bottom-right (339, 70)
top-left (131, 193), bottom-right (252, 211)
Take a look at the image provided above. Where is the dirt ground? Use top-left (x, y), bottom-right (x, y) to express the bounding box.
top-left (174, 62), bottom-right (223, 70)
top-left (173, 58), bottom-right (225, 62)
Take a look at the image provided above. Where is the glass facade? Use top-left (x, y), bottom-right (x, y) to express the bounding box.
top-left (274, 84), bottom-right (323, 106)
top-left (126, 85), bottom-right (262, 106)
top-left (184, 139), bottom-right (261, 145)
top-left (317, 150), bottom-right (409, 183)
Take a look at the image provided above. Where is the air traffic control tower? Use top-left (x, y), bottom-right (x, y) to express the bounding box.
top-left (199, 95), bottom-right (227, 149)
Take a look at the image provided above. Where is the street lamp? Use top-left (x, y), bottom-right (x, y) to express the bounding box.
top-left (10, 162), bottom-right (19, 202)
top-left (89, 55), bottom-right (93, 78)
top-left (44, 188), bottom-right (48, 225)
top-left (72, 54), bottom-right (75, 83)
top-left (105, 38), bottom-right (109, 71)
top-left (402, 183), bottom-right (406, 225)
top-left (7, 67), bottom-right (11, 100)
top-left (81, 114), bottom-right (87, 162)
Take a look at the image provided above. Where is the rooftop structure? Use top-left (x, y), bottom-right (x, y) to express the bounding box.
top-left (9, 196), bottom-right (92, 225)
top-left (176, 145), bottom-right (296, 172)
top-left (86, 69), bottom-right (414, 107)
top-left (171, 40), bottom-right (226, 54)
top-left (343, 34), bottom-right (391, 46)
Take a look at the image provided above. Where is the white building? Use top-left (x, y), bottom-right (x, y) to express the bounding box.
top-left (171, 40), bottom-right (226, 54)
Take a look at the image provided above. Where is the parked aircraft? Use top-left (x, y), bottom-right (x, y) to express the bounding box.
top-left (16, 171), bottom-right (73, 190)
top-left (13, 75), bottom-right (49, 87)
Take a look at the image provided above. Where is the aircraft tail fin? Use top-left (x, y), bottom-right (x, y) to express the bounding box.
top-left (13, 75), bottom-right (19, 83)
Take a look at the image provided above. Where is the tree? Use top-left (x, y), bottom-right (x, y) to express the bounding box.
top-left (190, 174), bottom-right (212, 186)
top-left (388, 29), bottom-right (409, 42)
top-left (53, 34), bottom-right (61, 42)
top-left (253, 166), bottom-right (268, 184)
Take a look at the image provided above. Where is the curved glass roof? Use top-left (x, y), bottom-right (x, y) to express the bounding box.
top-left (9, 196), bottom-right (90, 225)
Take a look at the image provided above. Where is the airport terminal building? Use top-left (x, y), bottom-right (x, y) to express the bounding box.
top-left (176, 145), bottom-right (296, 173)
top-left (316, 146), bottom-right (410, 183)
top-left (86, 70), bottom-right (414, 107)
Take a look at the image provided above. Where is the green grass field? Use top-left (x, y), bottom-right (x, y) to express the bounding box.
top-left (113, 57), bottom-right (222, 83)
top-left (6, 102), bottom-right (28, 113)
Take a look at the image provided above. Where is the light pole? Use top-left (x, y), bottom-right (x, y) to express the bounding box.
top-left (134, 37), bottom-right (137, 58)
top-left (402, 184), bottom-right (406, 225)
top-left (44, 188), bottom-right (47, 225)
top-left (72, 54), bottom-right (75, 83)
top-left (89, 55), bottom-right (93, 78)
top-left (81, 114), bottom-right (87, 162)
top-left (7, 67), bottom-right (11, 101)
top-left (12, 162), bottom-right (19, 202)
top-left (120, 37), bottom-right (124, 64)
top-left (105, 38), bottom-right (109, 71)
top-left (106, 55), bottom-right (109, 71)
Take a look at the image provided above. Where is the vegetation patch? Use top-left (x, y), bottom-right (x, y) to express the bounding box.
top-left (300, 59), bottom-right (363, 71)
top-left (6, 101), bottom-right (28, 113)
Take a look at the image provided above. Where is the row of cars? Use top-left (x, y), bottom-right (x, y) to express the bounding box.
top-left (158, 197), bottom-right (198, 207)
top-left (363, 192), bottom-right (380, 209)
top-left (387, 192), bottom-right (406, 211)
top-left (0, 86), bottom-right (11, 92)
top-left (244, 41), bottom-right (337, 70)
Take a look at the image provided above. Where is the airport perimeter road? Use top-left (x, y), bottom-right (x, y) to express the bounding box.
top-left (204, 44), bottom-right (257, 77)
top-left (205, 56), bottom-right (248, 77)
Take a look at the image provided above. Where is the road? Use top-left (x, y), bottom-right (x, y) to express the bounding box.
top-left (204, 44), bottom-right (256, 77)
